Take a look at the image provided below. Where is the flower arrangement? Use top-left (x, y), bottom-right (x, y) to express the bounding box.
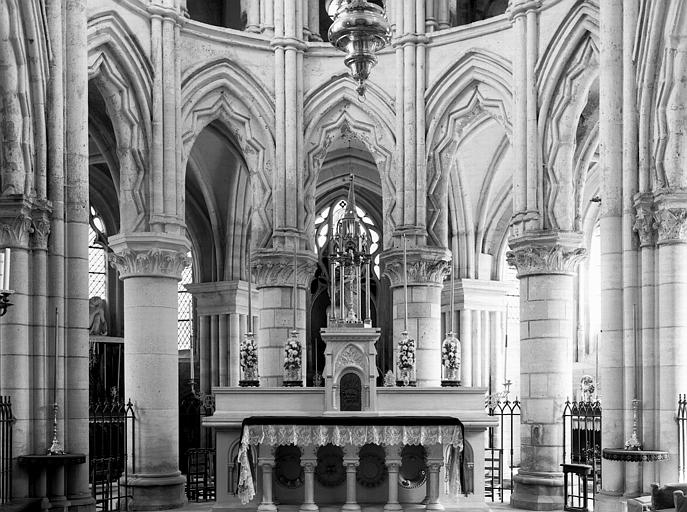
top-left (442, 333), bottom-right (461, 369)
top-left (240, 335), bottom-right (258, 370)
top-left (397, 332), bottom-right (416, 370)
top-left (284, 333), bottom-right (302, 370)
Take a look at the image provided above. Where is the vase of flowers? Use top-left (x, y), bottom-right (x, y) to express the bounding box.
top-left (283, 331), bottom-right (303, 387)
top-left (441, 332), bottom-right (461, 387)
top-left (239, 333), bottom-right (259, 387)
top-left (396, 331), bottom-right (416, 387)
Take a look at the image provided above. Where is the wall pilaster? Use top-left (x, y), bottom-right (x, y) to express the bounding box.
top-left (109, 232), bottom-right (191, 510)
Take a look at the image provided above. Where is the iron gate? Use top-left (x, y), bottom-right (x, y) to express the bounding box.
top-left (562, 399), bottom-right (602, 511)
top-left (485, 396), bottom-right (521, 502)
top-left (0, 397), bottom-right (13, 504)
top-left (678, 394), bottom-right (686, 483)
top-left (89, 399), bottom-right (135, 511)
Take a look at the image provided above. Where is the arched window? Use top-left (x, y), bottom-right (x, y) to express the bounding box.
top-left (178, 254), bottom-right (194, 350)
top-left (88, 206), bottom-right (108, 300)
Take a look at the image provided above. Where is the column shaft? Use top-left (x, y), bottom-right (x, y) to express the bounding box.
top-left (219, 313), bottom-right (228, 386)
top-left (230, 313), bottom-right (240, 386)
top-left (342, 462), bottom-right (361, 512)
top-left (257, 460), bottom-right (277, 512)
top-left (460, 309), bottom-right (473, 387)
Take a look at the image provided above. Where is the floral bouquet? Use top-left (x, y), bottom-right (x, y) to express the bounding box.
top-left (284, 333), bottom-right (302, 370)
top-left (240, 335), bottom-right (258, 370)
top-left (397, 333), bottom-right (416, 371)
top-left (441, 333), bottom-right (461, 369)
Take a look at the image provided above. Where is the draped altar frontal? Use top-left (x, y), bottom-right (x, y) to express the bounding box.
top-left (205, 386), bottom-right (495, 511)
top-left (236, 416), bottom-right (466, 507)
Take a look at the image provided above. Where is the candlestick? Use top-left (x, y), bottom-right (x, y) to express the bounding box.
top-left (48, 308), bottom-right (63, 455)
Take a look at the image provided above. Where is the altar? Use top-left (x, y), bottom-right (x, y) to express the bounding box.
top-left (204, 384), bottom-right (495, 512)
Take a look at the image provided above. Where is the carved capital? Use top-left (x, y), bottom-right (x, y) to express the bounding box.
top-left (30, 200), bottom-right (53, 250)
top-left (507, 232), bottom-right (586, 277)
top-left (108, 232), bottom-right (191, 280)
top-left (0, 195), bottom-right (36, 249)
top-left (252, 249), bottom-right (318, 289)
top-left (381, 247), bottom-right (451, 287)
top-left (633, 193), bottom-right (656, 247)
top-left (654, 208), bottom-right (687, 245)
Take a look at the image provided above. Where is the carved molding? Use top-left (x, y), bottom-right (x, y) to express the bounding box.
top-left (30, 202), bottom-right (52, 250)
top-left (335, 344), bottom-right (366, 374)
top-left (381, 247), bottom-right (451, 287)
top-left (506, 244), bottom-right (586, 277)
top-left (633, 193), bottom-right (656, 247)
top-left (654, 208), bottom-right (687, 245)
top-left (108, 232), bottom-right (191, 279)
top-left (0, 196), bottom-right (53, 249)
top-left (252, 249), bottom-right (318, 288)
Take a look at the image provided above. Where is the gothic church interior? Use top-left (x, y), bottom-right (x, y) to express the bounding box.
top-left (0, 0), bottom-right (685, 511)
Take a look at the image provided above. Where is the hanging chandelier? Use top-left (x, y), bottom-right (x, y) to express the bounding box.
top-left (327, 0), bottom-right (391, 98)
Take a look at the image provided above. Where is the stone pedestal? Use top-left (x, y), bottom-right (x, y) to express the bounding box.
top-left (381, 246), bottom-right (450, 387)
top-left (507, 233), bottom-right (585, 511)
top-left (320, 326), bottom-right (380, 411)
top-left (109, 232), bottom-right (191, 510)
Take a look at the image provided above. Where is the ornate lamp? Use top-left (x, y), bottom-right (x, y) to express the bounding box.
top-left (328, 0), bottom-right (391, 97)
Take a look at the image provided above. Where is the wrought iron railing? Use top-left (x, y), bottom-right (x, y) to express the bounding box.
top-left (485, 396), bottom-right (521, 502)
top-left (89, 399), bottom-right (135, 511)
top-left (562, 399), bottom-right (602, 511)
top-left (678, 394), bottom-right (687, 483)
top-left (0, 397), bottom-right (13, 504)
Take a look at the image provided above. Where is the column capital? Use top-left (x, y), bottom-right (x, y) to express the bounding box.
top-left (653, 190), bottom-right (687, 245)
top-left (381, 246), bottom-right (451, 287)
top-left (507, 231), bottom-right (586, 277)
top-left (252, 249), bottom-right (318, 289)
top-left (633, 192), bottom-right (656, 247)
top-left (0, 195), bottom-right (51, 250)
top-left (506, 0), bottom-right (542, 21)
top-left (108, 231), bottom-right (191, 280)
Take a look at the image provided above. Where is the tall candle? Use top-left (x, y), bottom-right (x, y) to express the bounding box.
top-left (0, 251), bottom-right (4, 290)
top-left (3, 248), bottom-right (10, 290)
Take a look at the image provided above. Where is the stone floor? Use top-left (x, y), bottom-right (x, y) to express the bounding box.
top-left (173, 501), bottom-right (534, 512)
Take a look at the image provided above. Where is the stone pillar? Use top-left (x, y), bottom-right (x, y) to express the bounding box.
top-left (384, 445), bottom-right (402, 512)
top-left (246, 1), bottom-right (261, 32)
top-left (300, 446), bottom-right (318, 512)
top-left (342, 446), bottom-right (360, 512)
top-left (436, 0), bottom-right (450, 29)
top-left (253, 249), bottom-right (317, 385)
top-left (381, 246), bottom-right (450, 386)
top-left (507, 233), bottom-right (585, 511)
top-left (426, 461), bottom-right (444, 510)
top-left (653, 195), bottom-right (687, 480)
top-left (109, 232), bottom-right (191, 510)
top-left (307, 0), bottom-right (320, 40)
top-left (257, 454), bottom-right (277, 512)
top-left (460, 309), bottom-right (473, 386)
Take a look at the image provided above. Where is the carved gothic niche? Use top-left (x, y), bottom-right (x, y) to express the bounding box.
top-left (340, 372), bottom-right (362, 411)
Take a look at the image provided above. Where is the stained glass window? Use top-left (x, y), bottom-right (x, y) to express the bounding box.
top-left (178, 254), bottom-right (193, 350)
top-left (88, 207), bottom-right (108, 300)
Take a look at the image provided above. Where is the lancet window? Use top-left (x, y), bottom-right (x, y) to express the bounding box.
top-left (178, 255), bottom-right (194, 350)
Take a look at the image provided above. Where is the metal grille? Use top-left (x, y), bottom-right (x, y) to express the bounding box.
top-left (679, 394), bottom-right (687, 482)
top-left (0, 397), bottom-right (13, 504)
top-left (563, 399), bottom-right (602, 511)
top-left (89, 399), bottom-right (135, 511)
top-left (89, 224), bottom-right (107, 299)
top-left (485, 396), bottom-right (521, 502)
top-left (178, 262), bottom-right (193, 350)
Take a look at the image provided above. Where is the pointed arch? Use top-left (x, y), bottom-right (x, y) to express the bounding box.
top-left (181, 58), bottom-right (275, 249)
top-left (303, 75), bottom-right (396, 250)
top-left (425, 49), bottom-right (513, 256)
top-left (88, 12), bottom-right (153, 232)
top-left (537, 1), bottom-right (599, 231)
